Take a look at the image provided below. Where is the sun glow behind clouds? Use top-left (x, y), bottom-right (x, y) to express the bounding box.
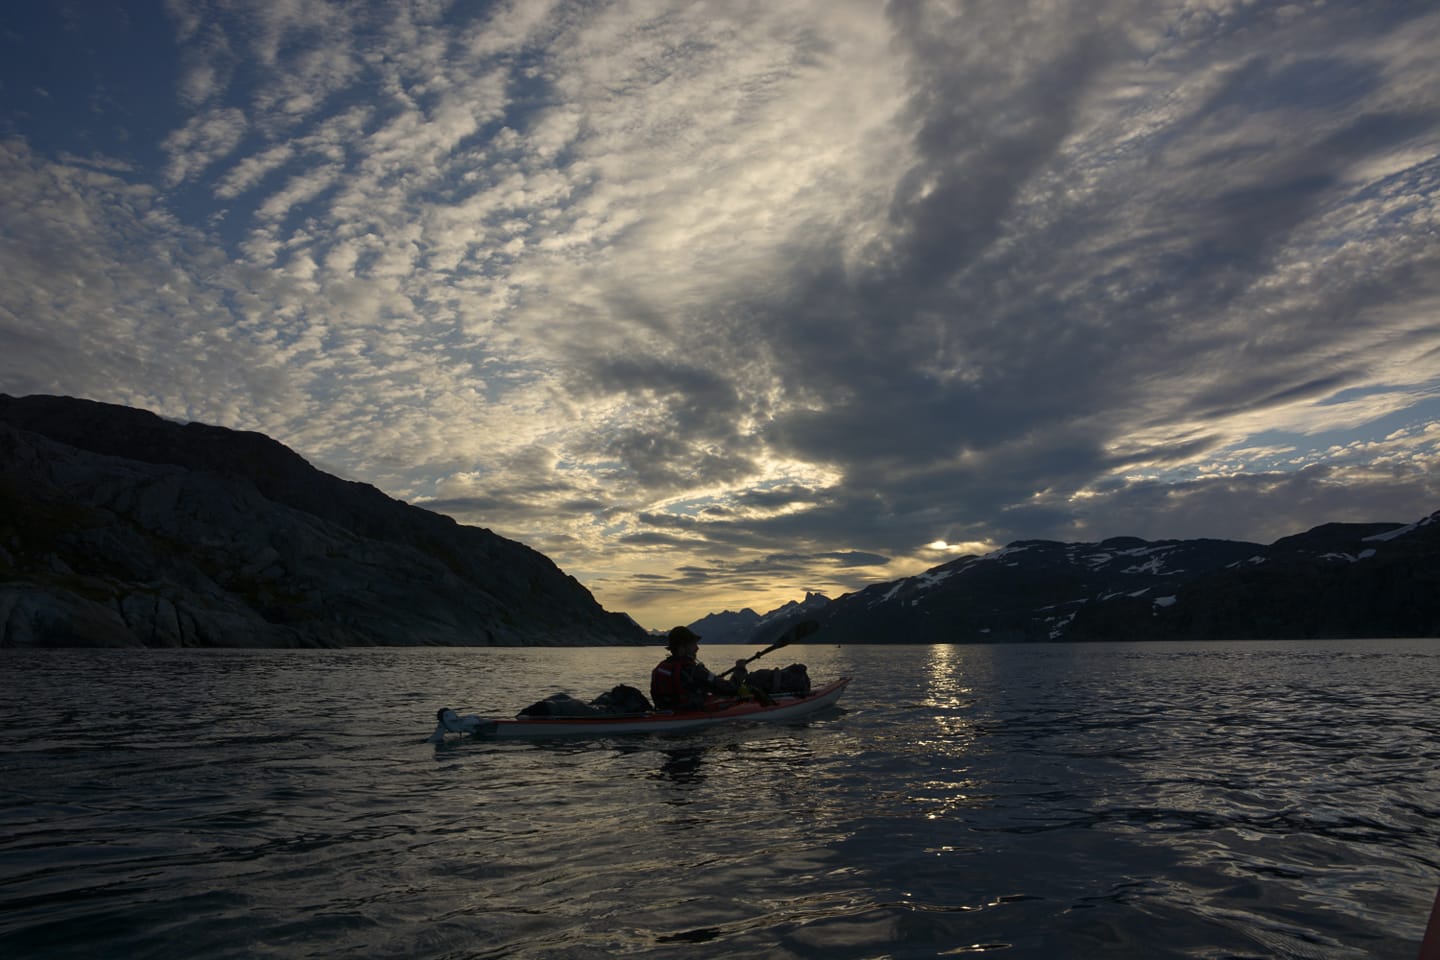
top-left (925, 540), bottom-right (995, 556)
top-left (3, 1), bottom-right (1440, 628)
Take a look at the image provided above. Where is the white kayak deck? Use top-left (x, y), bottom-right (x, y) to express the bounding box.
top-left (430, 677), bottom-right (850, 740)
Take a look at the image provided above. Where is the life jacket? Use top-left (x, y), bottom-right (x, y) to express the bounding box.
top-left (650, 655), bottom-right (691, 709)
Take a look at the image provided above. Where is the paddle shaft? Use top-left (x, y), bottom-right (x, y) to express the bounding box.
top-left (717, 619), bottom-right (818, 679)
top-left (718, 640), bottom-right (786, 680)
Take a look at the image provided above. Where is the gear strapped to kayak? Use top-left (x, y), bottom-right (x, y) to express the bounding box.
top-left (428, 677), bottom-right (849, 741)
top-left (427, 618), bottom-right (836, 741)
top-left (515, 684), bottom-right (653, 718)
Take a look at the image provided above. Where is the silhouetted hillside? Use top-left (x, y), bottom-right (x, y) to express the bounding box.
top-left (0, 394), bottom-right (648, 648)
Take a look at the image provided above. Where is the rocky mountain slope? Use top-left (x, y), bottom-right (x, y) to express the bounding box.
top-left (685, 592), bottom-right (830, 644)
top-left (747, 516), bottom-right (1440, 643)
top-left (0, 395), bottom-right (648, 648)
top-left (7, 395), bottom-right (1434, 649)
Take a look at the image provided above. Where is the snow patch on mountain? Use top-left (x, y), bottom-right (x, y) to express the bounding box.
top-left (1363, 523), bottom-right (1416, 543)
top-left (1122, 556), bottom-right (1167, 575)
top-left (1321, 549), bottom-right (1378, 562)
top-left (916, 569), bottom-right (956, 590)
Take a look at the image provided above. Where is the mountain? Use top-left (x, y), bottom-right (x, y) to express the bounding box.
top-left (8, 394), bottom-right (1434, 649)
top-left (683, 592), bottom-right (832, 645)
top-left (739, 517), bottom-right (1440, 643)
top-left (0, 394), bottom-right (649, 648)
top-left (683, 607), bottom-right (762, 644)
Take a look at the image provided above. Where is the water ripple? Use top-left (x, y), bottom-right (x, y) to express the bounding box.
top-left (1, 641), bottom-right (1437, 958)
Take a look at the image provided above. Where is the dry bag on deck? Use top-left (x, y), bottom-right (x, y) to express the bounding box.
top-left (590, 684), bottom-right (652, 714)
top-left (517, 693), bottom-right (601, 718)
top-left (517, 684), bottom-right (653, 719)
top-left (746, 663), bottom-right (810, 695)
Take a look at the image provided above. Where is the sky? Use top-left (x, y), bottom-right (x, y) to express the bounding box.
top-left (2, 1), bottom-right (1439, 631)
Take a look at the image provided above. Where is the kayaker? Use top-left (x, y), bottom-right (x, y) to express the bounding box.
top-left (651, 626), bottom-right (748, 710)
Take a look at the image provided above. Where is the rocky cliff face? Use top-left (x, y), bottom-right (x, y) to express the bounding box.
top-left (756, 517), bottom-right (1440, 643)
top-left (0, 395), bottom-right (649, 648)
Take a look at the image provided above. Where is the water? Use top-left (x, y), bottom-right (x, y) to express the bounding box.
top-left (1, 640), bottom-right (1437, 959)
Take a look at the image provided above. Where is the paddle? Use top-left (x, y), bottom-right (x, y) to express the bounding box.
top-left (719, 618), bottom-right (820, 680)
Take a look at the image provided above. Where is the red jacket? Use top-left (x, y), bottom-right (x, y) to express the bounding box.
top-left (651, 655), bottom-right (736, 710)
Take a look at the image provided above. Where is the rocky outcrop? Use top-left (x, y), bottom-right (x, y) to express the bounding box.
top-left (0, 394), bottom-right (649, 648)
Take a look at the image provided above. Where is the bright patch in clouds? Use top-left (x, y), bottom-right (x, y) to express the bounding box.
top-left (2, 1), bottom-right (1439, 629)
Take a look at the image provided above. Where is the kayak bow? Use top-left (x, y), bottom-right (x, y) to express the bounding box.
top-left (430, 677), bottom-right (850, 741)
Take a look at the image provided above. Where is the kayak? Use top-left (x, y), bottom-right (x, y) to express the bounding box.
top-left (429, 677), bottom-right (850, 741)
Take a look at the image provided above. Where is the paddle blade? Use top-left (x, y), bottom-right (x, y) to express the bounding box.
top-left (755, 618), bottom-right (819, 658)
top-left (792, 619), bottom-right (820, 641)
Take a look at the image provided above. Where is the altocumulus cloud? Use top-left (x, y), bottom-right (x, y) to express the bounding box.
top-left (1, 0), bottom-right (1438, 628)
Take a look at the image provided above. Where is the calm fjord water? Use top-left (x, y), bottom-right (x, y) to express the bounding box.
top-left (1, 640), bottom-right (1437, 959)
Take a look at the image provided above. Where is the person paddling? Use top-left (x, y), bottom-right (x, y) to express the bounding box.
top-left (650, 627), bottom-right (748, 711)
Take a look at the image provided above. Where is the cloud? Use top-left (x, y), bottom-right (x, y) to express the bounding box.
top-left (162, 106), bottom-right (248, 185)
top-left (2, 0), bottom-right (1439, 628)
top-left (810, 551), bottom-right (892, 568)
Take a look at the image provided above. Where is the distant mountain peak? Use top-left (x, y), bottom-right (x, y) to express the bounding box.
top-left (701, 513), bottom-right (1440, 644)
